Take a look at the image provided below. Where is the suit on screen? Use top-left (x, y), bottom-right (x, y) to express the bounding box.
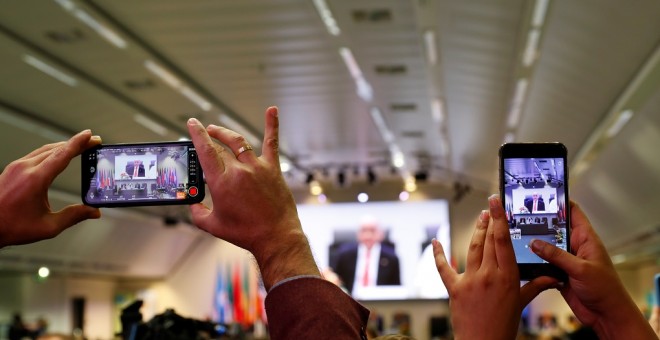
top-left (333, 242), bottom-right (401, 294)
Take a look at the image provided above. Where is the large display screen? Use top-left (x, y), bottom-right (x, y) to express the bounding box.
top-left (298, 200), bottom-right (451, 300)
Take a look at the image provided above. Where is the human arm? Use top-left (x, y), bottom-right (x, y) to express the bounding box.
top-left (650, 306), bottom-right (660, 337)
top-left (530, 201), bottom-right (657, 340)
top-left (187, 107), bottom-right (369, 339)
top-left (186, 107), bottom-right (319, 290)
top-left (433, 195), bottom-right (556, 339)
top-left (0, 130), bottom-right (102, 249)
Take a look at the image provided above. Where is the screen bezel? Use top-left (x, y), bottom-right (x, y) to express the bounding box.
top-left (81, 141), bottom-right (204, 207)
top-left (499, 142), bottom-right (570, 281)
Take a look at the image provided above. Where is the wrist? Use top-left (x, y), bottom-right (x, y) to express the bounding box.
top-left (593, 296), bottom-right (656, 339)
top-left (253, 228), bottom-right (320, 291)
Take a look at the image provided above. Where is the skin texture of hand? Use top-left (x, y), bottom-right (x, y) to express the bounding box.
top-left (0, 130), bottom-right (102, 248)
top-left (530, 201), bottom-right (657, 339)
top-left (187, 106), bottom-right (319, 291)
top-left (433, 195), bottom-right (556, 340)
top-left (650, 306), bottom-right (660, 337)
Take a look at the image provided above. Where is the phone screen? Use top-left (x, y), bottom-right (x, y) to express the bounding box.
top-left (81, 141), bottom-right (204, 207)
top-left (500, 143), bottom-right (570, 280)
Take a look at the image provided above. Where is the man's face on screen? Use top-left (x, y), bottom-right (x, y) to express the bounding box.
top-left (358, 221), bottom-right (382, 249)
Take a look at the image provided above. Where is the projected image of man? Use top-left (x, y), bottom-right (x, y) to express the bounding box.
top-left (334, 215), bottom-right (401, 294)
top-left (524, 192), bottom-right (545, 213)
top-left (125, 160), bottom-right (145, 179)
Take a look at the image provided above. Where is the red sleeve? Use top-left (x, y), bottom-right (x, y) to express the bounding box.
top-left (265, 277), bottom-right (370, 340)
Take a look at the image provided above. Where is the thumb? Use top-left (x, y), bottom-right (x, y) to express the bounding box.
top-left (530, 239), bottom-right (578, 275)
top-left (189, 203), bottom-right (213, 231)
top-left (51, 204), bottom-right (101, 232)
top-left (520, 276), bottom-right (560, 307)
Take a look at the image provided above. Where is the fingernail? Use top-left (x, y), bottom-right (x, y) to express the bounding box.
top-left (91, 136), bottom-right (102, 142)
top-left (208, 124), bottom-right (219, 130)
top-left (479, 210), bottom-right (489, 222)
top-left (530, 239), bottom-right (544, 253)
top-left (188, 118), bottom-right (201, 126)
top-left (488, 194), bottom-right (499, 209)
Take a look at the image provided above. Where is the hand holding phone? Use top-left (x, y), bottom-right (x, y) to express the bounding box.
top-left (499, 142), bottom-right (570, 280)
top-left (81, 141), bottom-right (204, 207)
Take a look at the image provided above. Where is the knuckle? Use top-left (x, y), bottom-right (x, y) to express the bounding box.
top-left (229, 134), bottom-right (247, 146)
top-left (469, 241), bottom-right (483, 253)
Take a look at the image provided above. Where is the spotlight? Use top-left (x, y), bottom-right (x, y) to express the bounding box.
top-left (38, 266), bottom-right (50, 278)
top-left (337, 169), bottom-right (346, 187)
top-left (414, 170), bottom-right (428, 182)
top-left (357, 192), bottom-right (369, 203)
top-left (367, 166), bottom-right (377, 185)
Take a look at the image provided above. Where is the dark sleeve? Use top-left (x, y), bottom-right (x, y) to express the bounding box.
top-left (265, 277), bottom-right (369, 340)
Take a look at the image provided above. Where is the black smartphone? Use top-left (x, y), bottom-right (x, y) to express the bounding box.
top-left (81, 141), bottom-right (204, 207)
top-left (499, 142), bottom-right (570, 281)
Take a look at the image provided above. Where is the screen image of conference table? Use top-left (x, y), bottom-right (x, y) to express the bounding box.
top-left (511, 223), bottom-right (558, 263)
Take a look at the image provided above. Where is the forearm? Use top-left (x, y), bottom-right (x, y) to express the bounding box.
top-left (593, 296), bottom-right (657, 340)
top-left (253, 228), bottom-right (320, 291)
top-left (265, 277), bottom-right (369, 340)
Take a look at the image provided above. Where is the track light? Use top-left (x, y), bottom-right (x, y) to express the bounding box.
top-left (367, 167), bottom-right (377, 185)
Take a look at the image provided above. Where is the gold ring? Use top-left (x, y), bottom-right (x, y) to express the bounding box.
top-left (235, 144), bottom-right (253, 157)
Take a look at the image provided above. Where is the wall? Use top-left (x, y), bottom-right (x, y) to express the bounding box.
top-left (0, 274), bottom-right (116, 340)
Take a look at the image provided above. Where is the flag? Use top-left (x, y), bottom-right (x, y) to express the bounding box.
top-left (232, 262), bottom-right (245, 324)
top-left (213, 264), bottom-right (226, 324)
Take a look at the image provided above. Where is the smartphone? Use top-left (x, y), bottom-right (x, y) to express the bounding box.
top-left (499, 142), bottom-right (570, 281)
top-left (81, 141), bottom-right (204, 207)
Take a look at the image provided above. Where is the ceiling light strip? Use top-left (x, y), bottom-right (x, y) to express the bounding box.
top-left (312, 0), bottom-right (341, 36)
top-left (339, 48), bottom-right (373, 102)
top-left (423, 30), bottom-right (438, 66)
top-left (54, 0), bottom-right (127, 49)
top-left (144, 60), bottom-right (214, 112)
top-left (23, 54), bottom-right (78, 87)
top-left (134, 114), bottom-right (169, 136)
top-left (72, 9), bottom-right (127, 49)
top-left (431, 98), bottom-right (444, 124)
top-left (506, 78), bottom-right (528, 129)
top-left (531, 0), bottom-right (550, 28)
top-left (0, 107), bottom-right (70, 141)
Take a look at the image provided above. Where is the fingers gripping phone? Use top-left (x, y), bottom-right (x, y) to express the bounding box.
top-left (81, 141), bottom-right (204, 207)
top-left (499, 143), bottom-right (570, 281)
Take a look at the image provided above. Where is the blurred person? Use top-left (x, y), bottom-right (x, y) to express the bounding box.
top-left (8, 313), bottom-right (28, 340)
top-left (333, 215), bottom-right (401, 294)
top-left (536, 313), bottom-right (562, 340)
top-left (565, 315), bottom-right (598, 340)
top-left (432, 196), bottom-right (658, 339)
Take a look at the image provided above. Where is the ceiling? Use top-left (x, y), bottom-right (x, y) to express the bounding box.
top-left (0, 0), bottom-right (659, 278)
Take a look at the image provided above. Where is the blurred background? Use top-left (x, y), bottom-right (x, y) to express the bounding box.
top-left (0, 0), bottom-right (659, 339)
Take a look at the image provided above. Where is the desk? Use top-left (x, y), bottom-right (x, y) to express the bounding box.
top-left (520, 223), bottom-right (551, 235)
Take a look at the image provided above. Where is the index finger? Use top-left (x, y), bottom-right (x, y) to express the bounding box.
top-left (489, 195), bottom-right (517, 273)
top-left (187, 118), bottom-right (225, 184)
top-left (432, 238), bottom-right (458, 290)
top-left (261, 106), bottom-right (280, 166)
top-left (38, 130), bottom-right (98, 177)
